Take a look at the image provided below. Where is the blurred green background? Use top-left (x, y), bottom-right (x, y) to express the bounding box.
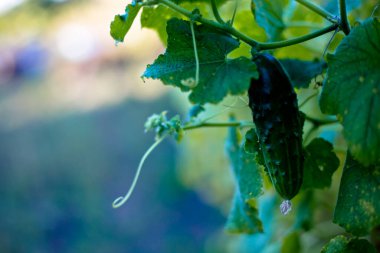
top-left (0, 1), bottom-right (236, 252)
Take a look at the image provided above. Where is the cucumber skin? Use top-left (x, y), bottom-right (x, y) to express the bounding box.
top-left (248, 53), bottom-right (304, 200)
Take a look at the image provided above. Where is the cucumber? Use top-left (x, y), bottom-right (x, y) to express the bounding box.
top-left (248, 53), bottom-right (304, 205)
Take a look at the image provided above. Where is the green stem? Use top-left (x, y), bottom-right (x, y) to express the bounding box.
top-left (303, 125), bottom-right (318, 144)
top-left (183, 121), bottom-right (254, 131)
top-left (305, 115), bottom-right (338, 126)
top-left (286, 21), bottom-right (324, 29)
top-left (157, 0), bottom-right (340, 51)
top-left (211, 0), bottom-right (225, 24)
top-left (230, 0), bottom-right (238, 26)
top-left (339, 0), bottom-right (350, 35)
top-left (295, 0), bottom-right (337, 23)
top-left (158, 0), bottom-right (260, 47)
top-left (258, 23), bottom-right (339, 50)
top-left (189, 21), bottom-right (200, 85)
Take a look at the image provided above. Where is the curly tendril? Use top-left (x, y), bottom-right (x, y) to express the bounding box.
top-left (112, 136), bottom-right (166, 208)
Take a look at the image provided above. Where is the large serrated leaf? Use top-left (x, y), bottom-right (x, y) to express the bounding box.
top-left (321, 235), bottom-right (376, 253)
top-left (225, 192), bottom-right (263, 234)
top-left (302, 138), bottom-right (340, 189)
top-left (225, 125), bottom-right (263, 234)
top-left (143, 18), bottom-right (258, 104)
top-left (320, 18), bottom-right (380, 165)
top-left (110, 4), bottom-right (141, 43)
top-left (333, 153), bottom-right (380, 236)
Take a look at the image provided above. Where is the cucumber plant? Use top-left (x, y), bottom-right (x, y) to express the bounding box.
top-left (110, 0), bottom-right (380, 252)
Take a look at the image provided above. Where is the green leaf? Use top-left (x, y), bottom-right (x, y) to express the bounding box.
top-left (320, 18), bottom-right (380, 165)
top-left (281, 231), bottom-right (301, 253)
top-left (321, 235), bottom-right (376, 253)
top-left (141, 6), bottom-right (176, 44)
top-left (333, 153), bottom-right (380, 236)
top-left (251, 0), bottom-right (288, 41)
top-left (225, 125), bottom-right (264, 234)
top-left (225, 192), bottom-right (263, 234)
top-left (302, 138), bottom-right (340, 189)
top-left (280, 59), bottom-right (327, 89)
top-left (244, 128), bottom-right (266, 169)
top-left (226, 126), bottom-right (263, 202)
top-left (143, 18), bottom-right (258, 104)
top-left (110, 4), bottom-right (141, 43)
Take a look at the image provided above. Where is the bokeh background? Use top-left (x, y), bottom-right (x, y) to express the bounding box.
top-left (0, 0), bottom-right (241, 252)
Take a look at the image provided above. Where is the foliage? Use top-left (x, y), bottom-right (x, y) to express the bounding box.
top-left (320, 18), bottom-right (380, 165)
top-left (110, 0), bottom-right (380, 252)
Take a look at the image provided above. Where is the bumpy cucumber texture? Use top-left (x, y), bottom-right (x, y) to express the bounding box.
top-left (248, 53), bottom-right (304, 202)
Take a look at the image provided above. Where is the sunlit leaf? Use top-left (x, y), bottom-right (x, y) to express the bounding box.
top-left (143, 18), bottom-right (258, 104)
top-left (110, 4), bottom-right (141, 43)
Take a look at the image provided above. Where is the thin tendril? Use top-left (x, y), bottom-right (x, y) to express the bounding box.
top-left (221, 96), bottom-right (248, 109)
top-left (199, 99), bottom-right (239, 123)
top-left (230, 0), bottom-right (238, 26)
top-left (112, 136), bottom-right (166, 208)
top-left (299, 92), bottom-right (318, 108)
top-left (322, 26), bottom-right (339, 57)
top-left (238, 96), bottom-right (248, 105)
top-left (371, 4), bottom-right (380, 18)
top-left (190, 21), bottom-right (200, 86)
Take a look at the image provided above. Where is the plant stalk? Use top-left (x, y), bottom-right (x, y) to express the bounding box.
top-left (183, 121), bottom-right (254, 131)
top-left (339, 0), bottom-right (350, 35)
top-left (158, 0), bottom-right (340, 51)
top-left (305, 115), bottom-right (338, 126)
top-left (211, 0), bottom-right (225, 24)
top-left (295, 0), bottom-right (337, 23)
top-left (258, 23), bottom-right (339, 50)
top-left (158, 0), bottom-right (260, 47)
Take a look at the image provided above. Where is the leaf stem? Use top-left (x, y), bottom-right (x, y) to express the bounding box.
top-left (295, 0), bottom-right (337, 23)
top-left (158, 0), bottom-right (260, 47)
top-left (258, 23), bottom-right (339, 50)
top-left (189, 21), bottom-right (200, 85)
top-left (183, 121), bottom-right (254, 131)
top-left (157, 0), bottom-right (340, 51)
top-left (339, 0), bottom-right (350, 35)
top-left (230, 0), bottom-right (238, 26)
top-left (211, 0), bottom-right (225, 24)
top-left (304, 115), bottom-right (338, 126)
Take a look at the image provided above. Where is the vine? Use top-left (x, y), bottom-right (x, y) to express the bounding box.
top-left (110, 0), bottom-right (380, 252)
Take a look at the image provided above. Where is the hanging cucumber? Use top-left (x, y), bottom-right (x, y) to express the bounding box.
top-left (248, 53), bottom-right (304, 214)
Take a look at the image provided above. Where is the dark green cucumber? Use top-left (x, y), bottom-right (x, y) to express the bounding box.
top-left (248, 53), bottom-right (304, 201)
